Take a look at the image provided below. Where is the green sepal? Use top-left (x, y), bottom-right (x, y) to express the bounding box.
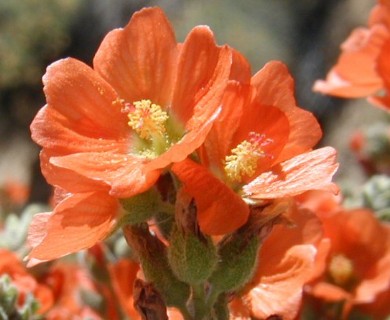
top-left (119, 188), bottom-right (162, 225)
top-left (209, 234), bottom-right (260, 293)
top-left (168, 226), bottom-right (218, 285)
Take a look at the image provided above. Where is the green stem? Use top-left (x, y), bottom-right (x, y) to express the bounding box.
top-left (192, 283), bottom-right (207, 319)
top-left (205, 286), bottom-right (221, 313)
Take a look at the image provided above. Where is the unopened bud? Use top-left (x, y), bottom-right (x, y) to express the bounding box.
top-left (168, 188), bottom-right (218, 285)
top-left (209, 233), bottom-right (260, 293)
top-left (168, 225), bottom-right (217, 285)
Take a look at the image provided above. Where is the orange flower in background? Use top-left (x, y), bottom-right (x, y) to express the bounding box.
top-left (172, 61), bottom-right (338, 235)
top-left (229, 205), bottom-right (325, 319)
top-left (108, 259), bottom-right (140, 319)
top-left (0, 249), bottom-right (53, 314)
top-left (313, 1), bottom-right (390, 110)
top-left (305, 209), bottom-right (390, 318)
top-left (43, 262), bottom-right (115, 320)
top-left (28, 7), bottom-right (231, 262)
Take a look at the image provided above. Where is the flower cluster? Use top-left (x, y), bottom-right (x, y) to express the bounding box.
top-left (1, 3), bottom-right (388, 320)
top-left (314, 0), bottom-right (390, 111)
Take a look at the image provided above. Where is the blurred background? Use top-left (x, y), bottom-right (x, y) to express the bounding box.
top-left (0, 0), bottom-right (385, 204)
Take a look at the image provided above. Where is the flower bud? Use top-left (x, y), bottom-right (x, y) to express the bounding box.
top-left (168, 187), bottom-right (218, 285)
top-left (168, 225), bottom-right (218, 285)
top-left (209, 233), bottom-right (260, 293)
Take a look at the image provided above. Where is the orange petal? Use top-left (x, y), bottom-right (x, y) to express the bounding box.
top-left (93, 7), bottom-right (178, 106)
top-left (246, 245), bottom-right (318, 320)
top-left (369, 2), bottom-right (390, 28)
top-left (27, 191), bottom-right (119, 263)
top-left (50, 152), bottom-right (160, 198)
top-left (31, 106), bottom-right (129, 155)
top-left (371, 38), bottom-right (390, 110)
top-left (247, 205), bottom-right (324, 278)
top-left (232, 101), bottom-right (291, 177)
top-left (0, 249), bottom-right (27, 274)
top-left (40, 150), bottom-right (110, 194)
top-left (171, 158), bottom-right (249, 235)
top-left (171, 26), bottom-right (231, 127)
top-left (201, 82), bottom-right (249, 171)
top-left (313, 26), bottom-right (387, 97)
top-left (309, 282), bottom-right (351, 302)
top-left (243, 147), bottom-right (339, 199)
top-left (229, 47), bottom-right (252, 83)
top-left (251, 61), bottom-right (322, 162)
top-left (356, 252), bottom-right (390, 304)
top-left (108, 259), bottom-right (140, 319)
top-left (42, 58), bottom-right (128, 138)
top-left (146, 106), bottom-right (221, 172)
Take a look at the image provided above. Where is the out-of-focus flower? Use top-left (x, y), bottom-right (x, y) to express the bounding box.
top-left (43, 262), bottom-right (112, 320)
top-left (1, 181), bottom-right (30, 207)
top-left (229, 205), bottom-right (325, 320)
top-left (108, 259), bottom-right (140, 319)
top-left (172, 60), bottom-right (338, 235)
top-left (349, 123), bottom-right (390, 175)
top-left (313, 1), bottom-right (390, 110)
top-left (305, 208), bottom-right (390, 319)
top-left (0, 249), bottom-right (53, 315)
top-left (28, 7), bottom-right (231, 263)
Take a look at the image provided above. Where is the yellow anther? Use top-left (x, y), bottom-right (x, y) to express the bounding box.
top-left (328, 254), bottom-right (354, 287)
top-left (224, 132), bottom-right (272, 182)
top-left (225, 141), bottom-right (261, 182)
top-left (127, 99), bottom-right (169, 140)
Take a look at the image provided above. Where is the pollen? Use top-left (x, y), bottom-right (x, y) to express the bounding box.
top-left (127, 99), bottom-right (169, 140)
top-left (224, 132), bottom-right (273, 182)
top-left (328, 254), bottom-right (354, 287)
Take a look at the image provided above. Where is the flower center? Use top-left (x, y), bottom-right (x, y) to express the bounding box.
top-left (127, 99), bottom-right (169, 140)
top-left (328, 254), bottom-right (354, 287)
top-left (113, 98), bottom-right (184, 159)
top-left (224, 132), bottom-right (273, 182)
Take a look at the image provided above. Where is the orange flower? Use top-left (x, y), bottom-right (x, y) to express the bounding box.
top-left (0, 249), bottom-right (53, 314)
top-left (172, 61), bottom-right (338, 235)
top-left (32, 7), bottom-right (231, 198)
top-left (313, 1), bottom-right (390, 110)
top-left (44, 262), bottom-right (112, 320)
top-left (28, 7), bottom-right (231, 262)
top-left (229, 205), bottom-right (325, 319)
top-left (305, 208), bottom-right (390, 318)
